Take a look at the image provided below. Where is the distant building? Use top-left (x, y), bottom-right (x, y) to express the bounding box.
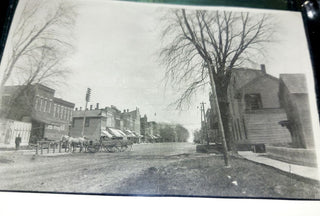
top-left (140, 114), bottom-right (148, 141)
top-left (1, 84), bottom-right (74, 141)
top-left (140, 115), bottom-right (160, 143)
top-left (279, 74), bottom-right (314, 149)
top-left (121, 107), bottom-right (141, 136)
top-left (71, 104), bottom-right (141, 141)
top-left (226, 65), bottom-right (291, 150)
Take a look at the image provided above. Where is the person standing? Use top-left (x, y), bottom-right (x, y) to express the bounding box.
top-left (15, 134), bottom-right (21, 150)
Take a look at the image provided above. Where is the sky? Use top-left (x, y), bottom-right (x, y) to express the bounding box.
top-left (1, 0), bottom-right (318, 139)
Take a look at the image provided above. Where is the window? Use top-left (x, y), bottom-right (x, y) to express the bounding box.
top-left (60, 106), bottom-right (63, 119)
top-left (39, 98), bottom-right (43, 111)
top-left (43, 99), bottom-right (47, 112)
top-left (53, 104), bottom-right (57, 117)
top-left (85, 118), bottom-right (90, 127)
top-left (56, 105), bottom-right (59, 118)
top-left (69, 109), bottom-right (73, 121)
top-left (48, 100), bottom-right (52, 113)
top-left (245, 94), bottom-right (262, 110)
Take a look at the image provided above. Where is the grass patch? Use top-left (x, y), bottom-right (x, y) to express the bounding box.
top-left (118, 155), bottom-right (320, 199)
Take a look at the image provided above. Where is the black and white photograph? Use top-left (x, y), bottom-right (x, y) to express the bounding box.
top-left (0, 0), bottom-right (319, 202)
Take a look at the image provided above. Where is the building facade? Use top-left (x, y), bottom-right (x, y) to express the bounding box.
top-left (1, 84), bottom-right (74, 141)
top-left (226, 65), bottom-right (291, 150)
top-left (278, 74), bottom-right (314, 149)
top-left (71, 104), bottom-right (141, 141)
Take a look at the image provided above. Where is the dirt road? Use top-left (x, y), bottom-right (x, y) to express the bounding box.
top-left (0, 142), bottom-right (200, 194)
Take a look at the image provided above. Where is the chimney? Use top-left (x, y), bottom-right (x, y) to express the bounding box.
top-left (80, 107), bottom-right (82, 111)
top-left (260, 64), bottom-right (266, 74)
top-left (127, 109), bottom-right (129, 112)
top-left (123, 109), bottom-right (126, 113)
top-left (96, 103), bottom-right (99, 110)
top-left (75, 107), bottom-right (78, 111)
top-left (90, 105), bottom-right (93, 110)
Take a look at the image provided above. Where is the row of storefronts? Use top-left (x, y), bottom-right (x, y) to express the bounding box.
top-left (70, 105), bottom-right (142, 143)
top-left (1, 84), bottom-right (165, 147)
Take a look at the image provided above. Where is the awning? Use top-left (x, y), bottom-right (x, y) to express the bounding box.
top-left (108, 128), bottom-right (126, 138)
top-left (125, 130), bottom-right (136, 137)
top-left (101, 129), bottom-right (113, 138)
top-left (133, 132), bottom-right (142, 138)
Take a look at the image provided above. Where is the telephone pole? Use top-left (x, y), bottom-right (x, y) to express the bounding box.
top-left (81, 88), bottom-right (91, 137)
top-left (200, 102), bottom-right (210, 145)
top-left (206, 62), bottom-right (229, 167)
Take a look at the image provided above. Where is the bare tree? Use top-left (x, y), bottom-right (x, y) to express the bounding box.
top-left (160, 9), bottom-right (273, 155)
top-left (0, 0), bottom-right (76, 116)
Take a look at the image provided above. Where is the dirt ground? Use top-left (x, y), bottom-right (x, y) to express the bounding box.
top-left (0, 142), bottom-right (319, 199)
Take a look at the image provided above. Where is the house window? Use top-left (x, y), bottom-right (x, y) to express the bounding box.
top-left (245, 94), bottom-right (262, 110)
top-left (72, 119), bottom-right (75, 127)
top-left (43, 99), bottom-right (47, 112)
top-left (39, 98), bottom-right (43, 111)
top-left (85, 118), bottom-right (90, 127)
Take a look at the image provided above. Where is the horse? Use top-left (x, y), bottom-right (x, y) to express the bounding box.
top-left (61, 135), bottom-right (88, 152)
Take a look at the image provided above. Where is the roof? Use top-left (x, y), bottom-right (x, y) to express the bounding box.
top-left (236, 73), bottom-right (279, 92)
top-left (72, 109), bottom-right (104, 118)
top-left (53, 97), bottom-right (75, 108)
top-left (231, 68), bottom-right (264, 90)
top-left (280, 74), bottom-right (308, 94)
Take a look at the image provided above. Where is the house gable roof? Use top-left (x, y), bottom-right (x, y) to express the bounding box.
top-left (230, 67), bottom-right (267, 90)
top-left (236, 73), bottom-right (279, 93)
top-left (279, 74), bottom-right (308, 94)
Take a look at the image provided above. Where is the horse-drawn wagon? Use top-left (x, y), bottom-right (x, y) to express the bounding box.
top-left (85, 138), bottom-right (133, 153)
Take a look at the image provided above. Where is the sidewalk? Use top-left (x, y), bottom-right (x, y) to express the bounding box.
top-left (238, 151), bottom-right (320, 182)
top-left (0, 149), bottom-right (71, 157)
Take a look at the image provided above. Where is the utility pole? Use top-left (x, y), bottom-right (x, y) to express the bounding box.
top-left (198, 105), bottom-right (204, 144)
top-left (201, 102), bottom-right (210, 145)
top-left (81, 88), bottom-right (91, 137)
top-left (206, 62), bottom-right (229, 167)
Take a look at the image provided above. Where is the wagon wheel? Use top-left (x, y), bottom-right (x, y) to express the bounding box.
top-left (127, 144), bottom-right (133, 151)
top-left (87, 144), bottom-right (98, 153)
top-left (120, 145), bottom-right (128, 152)
top-left (106, 146), bottom-right (117, 153)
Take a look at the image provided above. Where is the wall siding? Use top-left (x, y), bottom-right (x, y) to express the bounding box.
top-left (244, 109), bottom-right (292, 145)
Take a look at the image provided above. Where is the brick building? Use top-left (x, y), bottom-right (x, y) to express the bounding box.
top-left (1, 84), bottom-right (75, 141)
top-left (122, 107), bottom-right (141, 136)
